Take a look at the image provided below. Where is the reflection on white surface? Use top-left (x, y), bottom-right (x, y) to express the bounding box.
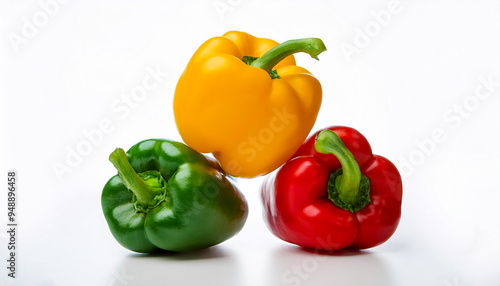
top-left (106, 247), bottom-right (243, 286)
top-left (265, 246), bottom-right (394, 286)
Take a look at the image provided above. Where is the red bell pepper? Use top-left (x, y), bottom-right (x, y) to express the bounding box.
top-left (260, 126), bottom-right (402, 250)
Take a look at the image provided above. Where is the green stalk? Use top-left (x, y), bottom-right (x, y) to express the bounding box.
top-left (315, 130), bottom-right (371, 212)
top-left (249, 38), bottom-right (326, 75)
top-left (109, 148), bottom-right (157, 208)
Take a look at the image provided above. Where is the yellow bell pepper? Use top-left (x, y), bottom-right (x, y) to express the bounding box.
top-left (173, 31), bottom-right (326, 178)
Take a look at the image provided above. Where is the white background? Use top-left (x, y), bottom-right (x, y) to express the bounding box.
top-left (1, 0), bottom-right (500, 285)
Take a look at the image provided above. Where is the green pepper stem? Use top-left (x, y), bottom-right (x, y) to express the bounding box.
top-left (250, 38), bottom-right (327, 74)
top-left (109, 148), bottom-right (155, 207)
top-left (315, 130), bottom-right (370, 212)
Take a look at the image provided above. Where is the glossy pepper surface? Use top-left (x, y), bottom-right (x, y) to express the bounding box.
top-left (102, 139), bottom-right (248, 253)
top-left (174, 31), bottom-right (326, 178)
top-left (261, 127), bottom-right (402, 250)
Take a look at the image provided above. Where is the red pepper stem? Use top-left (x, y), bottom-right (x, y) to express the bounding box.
top-left (109, 148), bottom-right (155, 208)
top-left (315, 130), bottom-right (362, 201)
top-left (315, 130), bottom-right (371, 212)
top-left (250, 38), bottom-right (326, 74)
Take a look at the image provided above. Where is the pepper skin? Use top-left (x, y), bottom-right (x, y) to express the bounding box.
top-left (102, 139), bottom-right (248, 253)
top-left (261, 127), bottom-right (402, 250)
top-left (174, 31), bottom-right (326, 178)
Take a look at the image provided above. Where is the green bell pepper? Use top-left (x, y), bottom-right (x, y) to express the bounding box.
top-left (101, 139), bottom-right (248, 253)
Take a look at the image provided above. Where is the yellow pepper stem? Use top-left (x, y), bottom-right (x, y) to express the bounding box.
top-left (250, 38), bottom-right (327, 74)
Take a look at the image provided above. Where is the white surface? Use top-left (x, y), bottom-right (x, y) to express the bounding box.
top-left (1, 0), bottom-right (500, 285)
